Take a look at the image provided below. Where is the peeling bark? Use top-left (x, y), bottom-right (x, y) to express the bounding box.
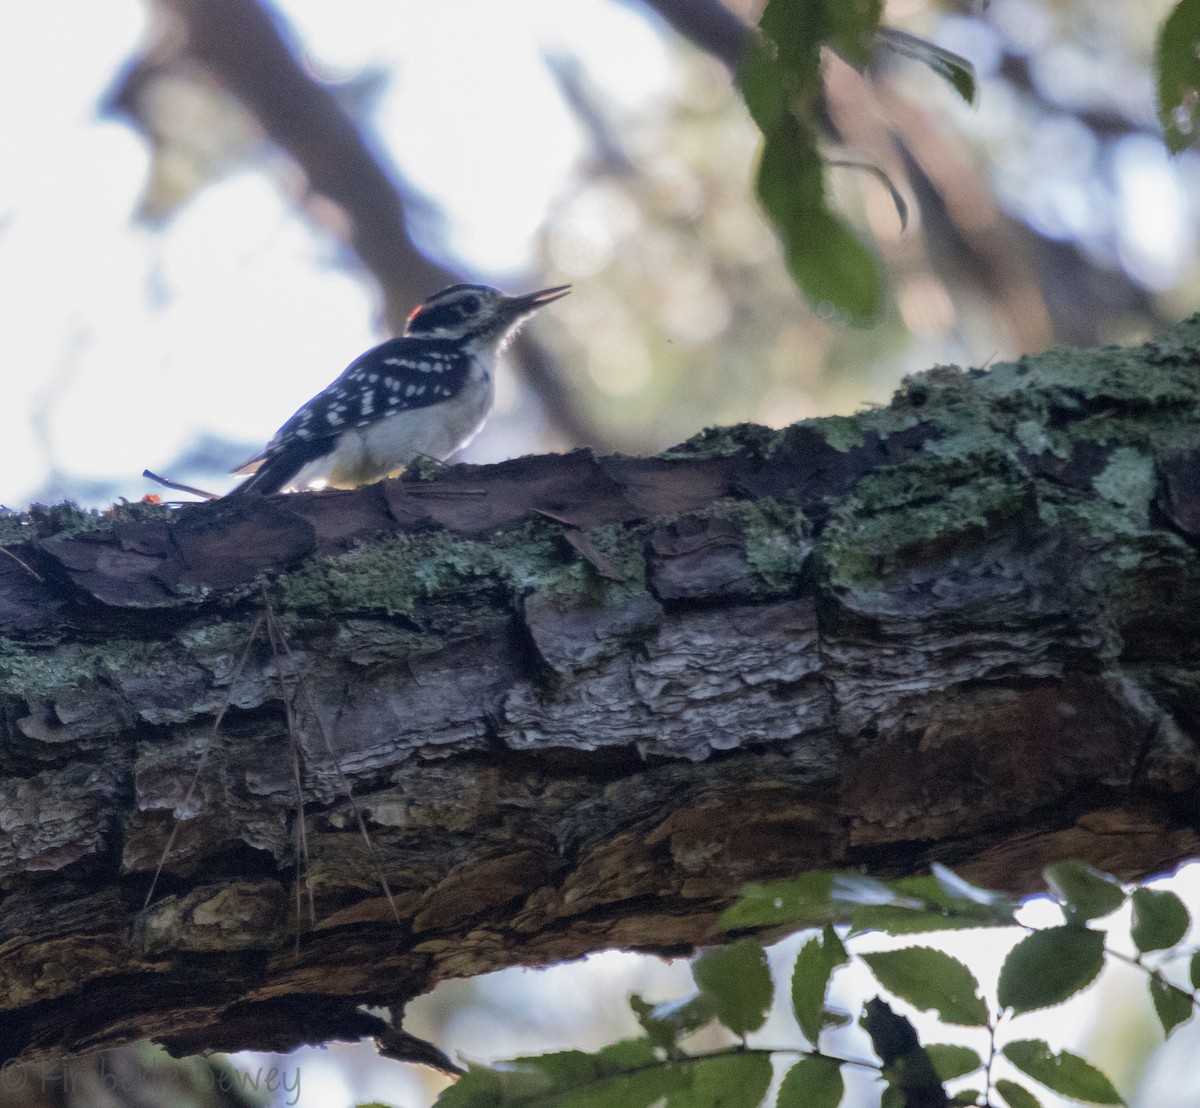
top-left (2, 321), bottom-right (1200, 1061)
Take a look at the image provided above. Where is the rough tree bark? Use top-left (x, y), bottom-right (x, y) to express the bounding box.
top-left (1, 320), bottom-right (1199, 1064)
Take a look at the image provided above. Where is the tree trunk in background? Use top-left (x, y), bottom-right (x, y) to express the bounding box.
top-left (2, 319), bottom-right (1199, 1062)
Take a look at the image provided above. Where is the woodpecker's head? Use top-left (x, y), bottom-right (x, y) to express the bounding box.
top-left (404, 283), bottom-right (571, 349)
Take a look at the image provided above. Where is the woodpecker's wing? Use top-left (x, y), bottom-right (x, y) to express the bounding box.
top-left (226, 336), bottom-right (474, 496)
top-left (231, 448), bottom-right (271, 477)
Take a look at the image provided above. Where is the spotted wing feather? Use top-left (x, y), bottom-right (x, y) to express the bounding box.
top-left (227, 337), bottom-right (473, 496)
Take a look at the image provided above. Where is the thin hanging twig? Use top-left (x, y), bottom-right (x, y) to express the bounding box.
top-left (261, 595), bottom-right (317, 940)
top-left (145, 582), bottom-right (403, 937)
top-left (144, 613), bottom-right (265, 909)
top-left (261, 588), bottom-right (403, 926)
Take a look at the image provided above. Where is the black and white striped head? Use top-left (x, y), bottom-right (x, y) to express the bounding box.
top-left (404, 283), bottom-right (571, 347)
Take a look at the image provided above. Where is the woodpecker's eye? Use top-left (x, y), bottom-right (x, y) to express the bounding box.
top-left (459, 295), bottom-right (482, 315)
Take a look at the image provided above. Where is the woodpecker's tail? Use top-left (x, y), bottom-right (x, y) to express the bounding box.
top-left (224, 440), bottom-right (330, 497)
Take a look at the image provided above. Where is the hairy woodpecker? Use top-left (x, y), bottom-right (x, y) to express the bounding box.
top-left (227, 282), bottom-right (571, 496)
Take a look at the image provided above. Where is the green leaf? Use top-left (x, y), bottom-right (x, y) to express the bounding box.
top-left (434, 1042), bottom-right (670, 1108)
top-left (849, 905), bottom-right (967, 935)
top-left (721, 872), bottom-right (837, 930)
top-left (950, 1092), bottom-right (983, 1107)
top-left (997, 925), bottom-right (1105, 1014)
top-left (867, 867), bottom-right (1016, 932)
top-left (923, 1043), bottom-right (983, 1082)
top-left (445, 1051), bottom-right (768, 1108)
top-left (693, 940), bottom-right (773, 1035)
top-left (1148, 974), bottom-right (1194, 1037)
top-left (739, 43), bottom-right (794, 138)
top-left (828, 0), bottom-right (885, 65)
top-left (776, 1055), bottom-right (845, 1108)
top-left (569, 1042), bottom-right (664, 1099)
top-left (994, 1078), bottom-right (1044, 1108)
top-left (778, 202), bottom-right (885, 324)
top-left (759, 0), bottom-right (879, 70)
top-left (875, 27), bottom-right (978, 104)
top-left (737, 0), bottom-right (894, 322)
top-left (849, 905), bottom-right (1009, 936)
top-left (594, 1040), bottom-right (661, 1068)
top-left (721, 871), bottom-right (913, 931)
top-left (629, 993), bottom-right (716, 1051)
top-left (761, 0), bottom-right (883, 70)
top-left (754, 109), bottom-right (885, 323)
top-left (1044, 862), bottom-right (1126, 922)
top-left (861, 946), bottom-right (989, 1026)
top-left (553, 1066), bottom-right (679, 1108)
top-left (433, 1061), bottom-right (533, 1108)
top-left (666, 1053), bottom-right (773, 1108)
top-left (723, 869), bottom-right (1011, 936)
top-left (1191, 950), bottom-right (1200, 991)
top-left (1002, 1040), bottom-right (1124, 1105)
top-left (757, 0), bottom-right (820, 76)
top-left (1157, 0), bottom-right (1200, 152)
top-left (1130, 887), bottom-right (1191, 952)
top-left (792, 925), bottom-right (849, 1042)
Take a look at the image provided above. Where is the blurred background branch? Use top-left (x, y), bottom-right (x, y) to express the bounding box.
top-left (635, 0), bottom-right (751, 70)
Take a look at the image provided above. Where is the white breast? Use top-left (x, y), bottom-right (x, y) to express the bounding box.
top-left (287, 362), bottom-right (493, 491)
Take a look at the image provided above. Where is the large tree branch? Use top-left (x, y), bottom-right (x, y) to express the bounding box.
top-left (1, 320), bottom-right (1199, 1061)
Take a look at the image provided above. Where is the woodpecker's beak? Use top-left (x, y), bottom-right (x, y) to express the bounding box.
top-left (507, 285), bottom-right (572, 314)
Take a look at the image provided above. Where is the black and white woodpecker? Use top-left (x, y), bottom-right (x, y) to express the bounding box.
top-left (226, 282), bottom-right (571, 496)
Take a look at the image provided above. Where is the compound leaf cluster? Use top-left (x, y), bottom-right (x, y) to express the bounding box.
top-left (420, 863), bottom-right (1198, 1108)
